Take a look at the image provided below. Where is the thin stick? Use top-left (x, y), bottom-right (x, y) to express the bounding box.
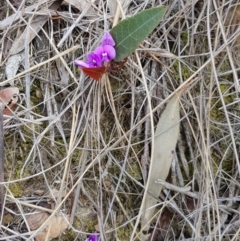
top-left (0, 103), bottom-right (4, 219)
top-left (1, 45), bottom-right (80, 86)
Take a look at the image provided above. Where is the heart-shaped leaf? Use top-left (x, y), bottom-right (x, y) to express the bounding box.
top-left (110, 6), bottom-right (166, 62)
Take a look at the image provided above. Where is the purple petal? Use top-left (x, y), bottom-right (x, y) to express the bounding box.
top-left (88, 232), bottom-right (98, 241)
top-left (74, 60), bottom-right (90, 68)
top-left (87, 53), bottom-right (102, 67)
top-left (101, 32), bottom-right (115, 46)
top-left (103, 45), bottom-right (116, 60)
top-left (94, 45), bottom-right (116, 62)
top-left (94, 46), bottom-right (104, 57)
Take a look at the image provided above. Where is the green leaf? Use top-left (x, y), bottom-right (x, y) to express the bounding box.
top-left (140, 94), bottom-right (180, 238)
top-left (110, 6), bottom-right (166, 62)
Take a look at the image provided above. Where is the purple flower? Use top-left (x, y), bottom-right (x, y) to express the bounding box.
top-left (88, 232), bottom-right (98, 241)
top-left (101, 32), bottom-right (115, 46)
top-left (94, 32), bottom-right (116, 62)
top-left (94, 45), bottom-right (116, 62)
top-left (87, 53), bottom-right (102, 67)
top-left (74, 32), bottom-right (116, 71)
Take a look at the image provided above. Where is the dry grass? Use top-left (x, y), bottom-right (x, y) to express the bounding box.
top-left (1, 0), bottom-right (240, 240)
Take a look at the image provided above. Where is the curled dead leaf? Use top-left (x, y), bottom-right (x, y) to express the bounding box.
top-left (27, 212), bottom-right (69, 241)
top-left (0, 87), bottom-right (19, 118)
top-left (27, 212), bottom-right (50, 230)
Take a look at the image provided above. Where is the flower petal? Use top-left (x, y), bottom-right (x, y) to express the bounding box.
top-left (94, 46), bottom-right (104, 57)
top-left (101, 32), bottom-right (115, 46)
top-left (87, 53), bottom-right (102, 67)
top-left (74, 60), bottom-right (90, 68)
top-left (94, 45), bottom-right (116, 62)
top-left (104, 45), bottom-right (116, 60)
top-left (88, 232), bottom-right (98, 241)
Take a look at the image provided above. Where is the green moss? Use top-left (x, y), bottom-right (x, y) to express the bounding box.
top-left (171, 60), bottom-right (194, 80)
top-left (52, 229), bottom-right (75, 241)
top-left (209, 81), bottom-right (236, 175)
top-left (8, 183), bottom-right (22, 197)
top-left (219, 84), bottom-right (234, 104)
top-left (181, 32), bottom-right (188, 46)
top-left (5, 160), bottom-right (31, 197)
top-left (84, 219), bottom-right (96, 233)
top-left (73, 214), bottom-right (97, 234)
top-left (117, 226), bottom-right (131, 241)
top-left (126, 161), bottom-right (142, 180)
top-left (210, 83), bottom-right (234, 121)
